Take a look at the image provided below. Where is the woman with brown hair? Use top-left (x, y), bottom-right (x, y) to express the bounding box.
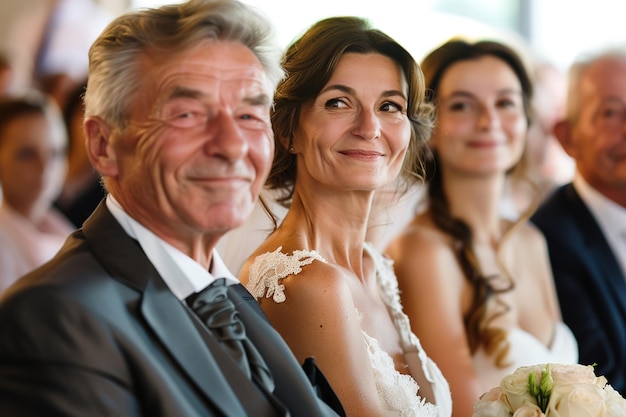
top-left (240, 16), bottom-right (452, 417)
top-left (386, 39), bottom-right (578, 417)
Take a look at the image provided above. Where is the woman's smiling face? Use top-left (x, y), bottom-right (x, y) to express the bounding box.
top-left (432, 55), bottom-right (528, 177)
top-left (293, 52), bottom-right (411, 192)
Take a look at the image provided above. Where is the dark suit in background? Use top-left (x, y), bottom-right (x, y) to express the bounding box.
top-left (532, 184), bottom-right (626, 393)
top-left (530, 46), bottom-right (626, 395)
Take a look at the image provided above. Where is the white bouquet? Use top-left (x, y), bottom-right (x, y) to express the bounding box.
top-left (473, 363), bottom-right (626, 416)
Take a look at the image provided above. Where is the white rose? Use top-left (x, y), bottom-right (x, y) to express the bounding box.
top-left (473, 400), bottom-right (512, 417)
top-left (545, 382), bottom-right (605, 417)
top-left (549, 364), bottom-right (604, 388)
top-left (501, 365), bottom-right (543, 410)
top-left (473, 387), bottom-right (512, 417)
top-left (512, 404), bottom-right (545, 417)
top-left (604, 384), bottom-right (626, 417)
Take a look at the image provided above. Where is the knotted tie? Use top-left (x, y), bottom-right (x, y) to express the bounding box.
top-left (186, 278), bottom-right (274, 392)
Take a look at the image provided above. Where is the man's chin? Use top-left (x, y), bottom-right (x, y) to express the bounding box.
top-left (203, 203), bottom-right (254, 231)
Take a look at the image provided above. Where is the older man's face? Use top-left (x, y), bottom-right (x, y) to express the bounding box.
top-left (569, 56), bottom-right (626, 200)
top-left (107, 41), bottom-right (274, 251)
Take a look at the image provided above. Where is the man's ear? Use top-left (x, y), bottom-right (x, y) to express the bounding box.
top-left (553, 119), bottom-right (577, 159)
top-left (84, 116), bottom-right (118, 177)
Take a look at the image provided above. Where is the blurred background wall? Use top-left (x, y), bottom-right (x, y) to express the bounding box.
top-left (1, 0), bottom-right (624, 96)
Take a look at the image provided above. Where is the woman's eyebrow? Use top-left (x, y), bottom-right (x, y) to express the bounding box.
top-left (320, 84), bottom-right (406, 99)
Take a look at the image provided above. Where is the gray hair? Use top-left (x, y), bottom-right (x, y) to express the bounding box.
top-left (84, 0), bottom-right (284, 128)
top-left (565, 45), bottom-right (626, 123)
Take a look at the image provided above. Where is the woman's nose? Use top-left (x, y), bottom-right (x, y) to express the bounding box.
top-left (352, 109), bottom-right (381, 140)
top-left (477, 105), bottom-right (501, 131)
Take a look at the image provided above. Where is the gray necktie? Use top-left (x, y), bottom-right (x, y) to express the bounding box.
top-left (186, 278), bottom-right (275, 392)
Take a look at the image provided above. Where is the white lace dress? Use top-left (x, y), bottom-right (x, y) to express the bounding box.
top-left (246, 242), bottom-right (452, 417)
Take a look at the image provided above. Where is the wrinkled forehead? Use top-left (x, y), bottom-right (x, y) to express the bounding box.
top-left (580, 56), bottom-right (625, 90)
top-left (139, 41), bottom-right (273, 101)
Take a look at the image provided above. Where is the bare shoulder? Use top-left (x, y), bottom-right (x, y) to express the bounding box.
top-left (505, 220), bottom-right (550, 258)
top-left (253, 250), bottom-right (363, 363)
top-left (240, 239), bottom-right (354, 315)
top-left (270, 255), bottom-right (352, 311)
top-left (386, 213), bottom-right (458, 279)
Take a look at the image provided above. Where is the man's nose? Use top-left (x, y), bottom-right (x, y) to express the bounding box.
top-left (203, 112), bottom-right (248, 160)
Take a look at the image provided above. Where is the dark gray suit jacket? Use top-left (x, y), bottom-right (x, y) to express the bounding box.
top-left (532, 183), bottom-right (626, 394)
top-left (0, 202), bottom-right (342, 416)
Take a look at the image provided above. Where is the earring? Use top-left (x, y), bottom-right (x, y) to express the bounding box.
top-left (288, 146), bottom-right (295, 153)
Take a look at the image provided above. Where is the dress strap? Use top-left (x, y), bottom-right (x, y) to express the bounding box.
top-left (245, 247), bottom-right (327, 303)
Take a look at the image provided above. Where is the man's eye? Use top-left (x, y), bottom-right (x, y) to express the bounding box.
top-left (168, 110), bottom-right (207, 128)
top-left (238, 112), bottom-right (269, 130)
top-left (15, 148), bottom-right (38, 161)
top-left (602, 108), bottom-right (621, 118)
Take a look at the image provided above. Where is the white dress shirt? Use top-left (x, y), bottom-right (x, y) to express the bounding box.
top-left (106, 195), bottom-right (238, 301)
top-left (574, 173), bottom-right (626, 278)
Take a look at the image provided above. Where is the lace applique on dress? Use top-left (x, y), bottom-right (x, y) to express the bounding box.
top-left (246, 246), bottom-right (327, 303)
top-left (364, 332), bottom-right (439, 417)
top-left (363, 242), bottom-right (452, 417)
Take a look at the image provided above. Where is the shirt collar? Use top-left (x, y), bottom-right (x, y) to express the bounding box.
top-left (574, 173), bottom-right (626, 237)
top-left (105, 195), bottom-right (238, 300)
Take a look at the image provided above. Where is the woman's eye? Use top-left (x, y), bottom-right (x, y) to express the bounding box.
top-left (497, 98), bottom-right (517, 109)
top-left (380, 101), bottom-right (403, 113)
top-left (325, 98), bottom-right (348, 109)
top-left (449, 101), bottom-right (470, 111)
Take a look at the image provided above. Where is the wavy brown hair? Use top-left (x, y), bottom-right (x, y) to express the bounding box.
top-left (264, 16), bottom-right (434, 218)
top-left (421, 39), bottom-right (535, 366)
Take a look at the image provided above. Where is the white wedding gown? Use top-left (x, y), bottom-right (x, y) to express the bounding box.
top-left (246, 242), bottom-right (453, 417)
top-left (472, 321), bottom-right (578, 392)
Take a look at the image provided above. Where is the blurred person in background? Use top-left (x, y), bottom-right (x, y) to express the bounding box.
top-left (503, 59), bottom-right (574, 218)
top-left (0, 91), bottom-right (72, 293)
top-left (532, 47), bottom-right (626, 395)
top-left (386, 39), bottom-right (578, 417)
top-left (0, 54), bottom-right (15, 95)
top-left (55, 79), bottom-right (105, 227)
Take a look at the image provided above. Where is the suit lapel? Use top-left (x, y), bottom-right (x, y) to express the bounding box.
top-left (81, 202), bottom-right (250, 416)
top-left (566, 185), bottom-right (626, 316)
top-left (142, 279), bottom-right (250, 416)
top-left (231, 282), bottom-right (270, 321)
